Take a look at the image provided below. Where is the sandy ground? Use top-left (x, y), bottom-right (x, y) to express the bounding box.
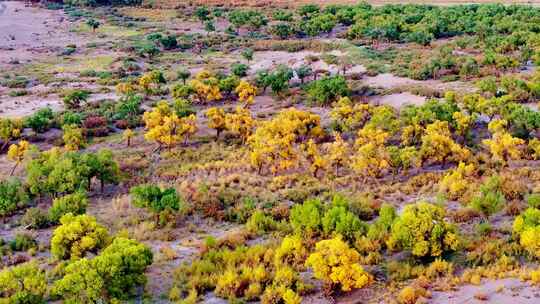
top-left (0, 1), bottom-right (80, 67)
top-left (430, 278), bottom-right (540, 304)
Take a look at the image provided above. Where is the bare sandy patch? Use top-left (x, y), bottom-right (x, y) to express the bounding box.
top-left (430, 278), bottom-right (540, 304)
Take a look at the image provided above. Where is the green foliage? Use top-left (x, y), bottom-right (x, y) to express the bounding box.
top-left (26, 148), bottom-right (119, 197)
top-left (301, 13), bottom-right (337, 36)
top-left (48, 191), bottom-right (88, 223)
top-left (306, 75), bottom-right (349, 105)
top-left (367, 204), bottom-right (397, 240)
top-left (0, 261), bottom-right (47, 304)
top-left (527, 193), bottom-right (540, 209)
top-left (63, 89), bottom-right (89, 109)
top-left (25, 107), bottom-right (54, 133)
top-left (113, 93), bottom-right (142, 126)
top-left (0, 178), bottom-right (30, 217)
top-left (289, 199), bottom-right (322, 236)
top-left (245, 210), bottom-right (277, 235)
top-left (9, 233), bottom-right (37, 252)
top-left (231, 63), bottom-right (249, 77)
top-left (130, 184), bottom-right (182, 213)
top-left (21, 207), bottom-right (50, 229)
top-left (54, 237), bottom-right (153, 302)
top-left (470, 175), bottom-right (506, 218)
top-left (321, 206), bottom-right (366, 242)
top-left (51, 213), bottom-right (110, 260)
top-left (159, 35), bottom-right (178, 50)
top-left (388, 202), bottom-right (460, 257)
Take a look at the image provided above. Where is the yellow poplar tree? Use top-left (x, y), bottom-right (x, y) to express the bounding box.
top-left (0, 118), bottom-right (22, 151)
top-left (248, 108), bottom-right (324, 174)
top-left (7, 140), bottom-right (31, 176)
top-left (123, 129), bottom-right (134, 147)
top-left (302, 139), bottom-right (328, 177)
top-left (419, 120), bottom-right (470, 166)
top-left (205, 107), bottom-right (227, 140)
top-left (305, 237), bottom-right (371, 292)
top-left (326, 132), bottom-right (350, 175)
top-left (329, 97), bottom-right (371, 132)
top-left (235, 80), bottom-right (257, 108)
top-left (62, 124), bottom-right (85, 151)
top-left (483, 131), bottom-right (524, 165)
top-left (225, 106), bottom-right (255, 143)
top-left (352, 126), bottom-right (390, 178)
top-left (143, 101), bottom-right (198, 150)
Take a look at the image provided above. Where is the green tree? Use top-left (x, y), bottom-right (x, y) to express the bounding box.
top-left (51, 213), bottom-right (110, 260)
top-left (307, 75), bottom-right (350, 105)
top-left (0, 261), bottom-right (47, 304)
top-left (48, 191), bottom-right (88, 223)
top-left (388, 202), bottom-right (460, 258)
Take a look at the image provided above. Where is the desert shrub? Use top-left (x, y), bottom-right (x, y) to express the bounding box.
top-left (0, 178), bottom-right (30, 217)
top-left (470, 175), bottom-right (506, 218)
top-left (20, 207), bottom-right (50, 229)
top-left (48, 191), bottom-right (88, 223)
top-left (54, 237), bottom-right (152, 302)
top-left (130, 184), bottom-right (182, 213)
top-left (63, 89), bottom-right (89, 109)
top-left (9, 233), bottom-right (37, 252)
top-left (305, 237), bottom-right (371, 292)
top-left (51, 213), bottom-right (110, 260)
top-left (527, 193), bottom-right (540, 209)
top-left (113, 93), bottom-right (142, 126)
top-left (289, 199), bottom-right (322, 236)
top-left (388, 202), bottom-right (460, 258)
top-left (0, 261), bottom-right (47, 304)
top-left (82, 115), bottom-right (109, 137)
top-left (306, 75), bottom-right (349, 105)
top-left (274, 236), bottom-right (308, 269)
top-left (231, 63), bottom-right (249, 77)
top-left (366, 203), bottom-right (397, 241)
top-left (321, 206), bottom-right (366, 242)
top-left (245, 211), bottom-right (277, 235)
top-left (513, 207), bottom-right (540, 258)
top-left (60, 111), bottom-right (83, 127)
top-left (25, 107), bottom-right (54, 133)
top-left (62, 124), bottom-right (86, 151)
top-left (159, 35), bottom-right (178, 50)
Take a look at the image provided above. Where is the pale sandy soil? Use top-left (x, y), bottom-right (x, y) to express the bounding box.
top-left (430, 278), bottom-right (540, 304)
top-left (0, 1), bottom-right (79, 67)
top-left (369, 92), bottom-right (428, 109)
top-left (363, 73), bottom-right (473, 93)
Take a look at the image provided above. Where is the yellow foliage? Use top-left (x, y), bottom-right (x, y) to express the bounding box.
top-left (352, 126), bottom-right (390, 178)
top-left (123, 129), bottom-right (134, 146)
top-left (439, 162), bottom-right (476, 200)
top-left (528, 138), bottom-right (540, 159)
top-left (302, 139), bottom-right (328, 177)
top-left (452, 111), bottom-right (473, 138)
top-left (235, 80), bottom-right (257, 107)
top-left (305, 237), bottom-right (370, 292)
top-left (62, 124), bottom-right (85, 151)
top-left (483, 131), bottom-right (524, 164)
top-left (7, 140), bottom-right (30, 165)
top-left (248, 108), bottom-right (324, 174)
top-left (398, 286), bottom-right (418, 304)
top-left (225, 106), bottom-right (255, 143)
top-left (115, 82), bottom-right (136, 95)
top-left (326, 132), bottom-right (350, 175)
top-left (420, 120), bottom-right (470, 165)
top-left (329, 97), bottom-right (371, 131)
top-left (205, 107), bottom-right (227, 139)
top-left (143, 101), bottom-right (198, 149)
top-left (189, 78), bottom-right (222, 103)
